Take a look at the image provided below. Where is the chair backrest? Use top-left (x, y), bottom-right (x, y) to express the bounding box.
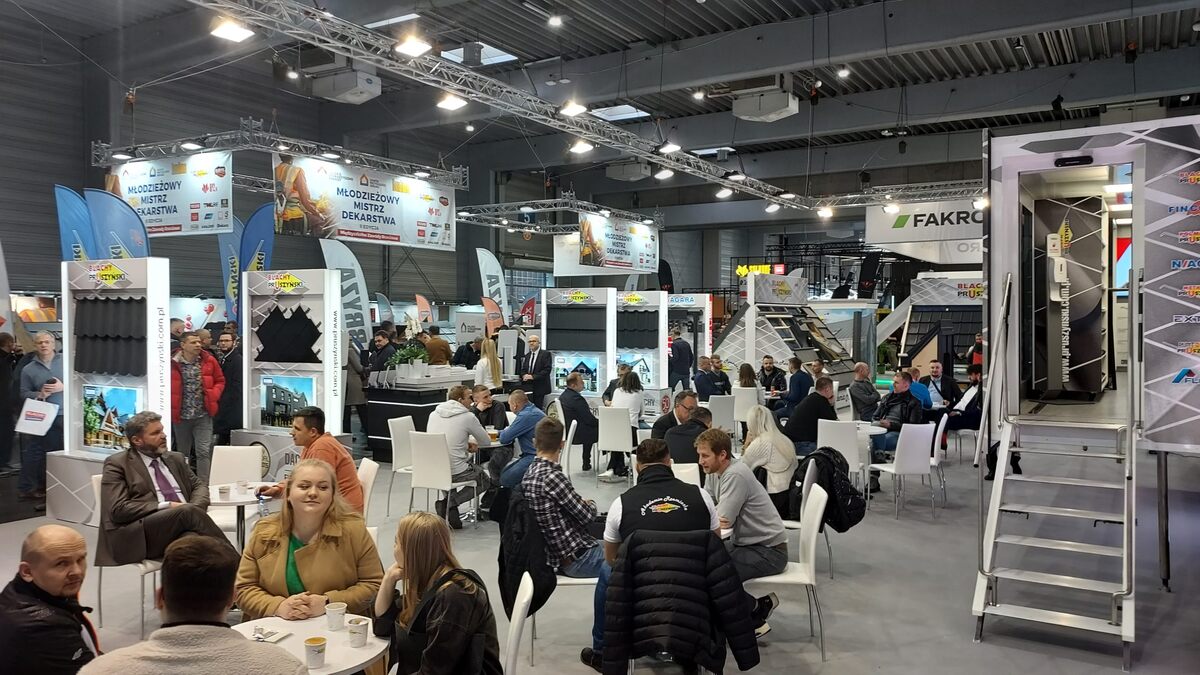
top-left (816, 419), bottom-right (860, 466)
top-left (731, 386), bottom-right (757, 421)
top-left (801, 458), bottom-right (818, 503)
top-left (87, 474), bottom-right (103, 528)
top-left (931, 412), bottom-right (950, 465)
top-left (506, 411), bottom-right (517, 424)
top-left (357, 458), bottom-right (380, 519)
top-left (409, 431), bottom-right (454, 491)
top-left (894, 423), bottom-right (937, 474)
top-left (388, 416), bottom-right (416, 470)
top-left (368, 371), bottom-right (382, 387)
top-left (564, 419), bottom-right (577, 449)
top-left (209, 445), bottom-right (263, 484)
top-left (598, 406), bottom-right (632, 452)
top-left (707, 395), bottom-right (736, 434)
top-left (504, 573), bottom-right (536, 674)
top-left (798, 483), bottom-right (829, 574)
top-left (547, 398), bottom-right (564, 424)
top-left (674, 462), bottom-right (702, 487)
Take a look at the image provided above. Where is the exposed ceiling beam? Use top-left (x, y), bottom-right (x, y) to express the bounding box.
top-left (459, 45), bottom-right (1200, 173)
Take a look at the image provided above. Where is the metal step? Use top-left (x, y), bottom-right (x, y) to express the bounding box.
top-left (1012, 447), bottom-right (1123, 460)
top-left (1009, 417), bottom-right (1127, 432)
top-left (982, 603), bottom-right (1123, 636)
top-left (1000, 503), bottom-right (1123, 523)
top-left (994, 535), bottom-right (1123, 558)
top-left (1006, 475), bottom-right (1123, 490)
top-left (992, 567), bottom-right (1122, 594)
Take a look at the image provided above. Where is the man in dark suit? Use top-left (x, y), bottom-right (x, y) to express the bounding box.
top-left (692, 356), bottom-right (719, 402)
top-left (664, 406), bottom-right (711, 466)
top-left (213, 331), bottom-right (243, 445)
top-left (602, 363), bottom-right (632, 404)
top-left (96, 411), bottom-right (229, 567)
top-left (517, 334), bottom-right (552, 408)
top-left (668, 329), bottom-right (694, 391)
top-left (558, 373), bottom-right (598, 471)
top-left (651, 390), bottom-right (698, 439)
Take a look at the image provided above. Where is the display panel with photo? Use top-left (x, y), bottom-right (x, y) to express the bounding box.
top-left (82, 385), bottom-right (144, 451)
top-left (260, 375), bottom-right (316, 429)
top-left (553, 355), bottom-right (600, 394)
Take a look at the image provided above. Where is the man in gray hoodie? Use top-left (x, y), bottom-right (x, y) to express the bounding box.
top-left (426, 385), bottom-right (493, 528)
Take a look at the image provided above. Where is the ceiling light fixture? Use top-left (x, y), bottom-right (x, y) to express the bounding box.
top-left (654, 168), bottom-right (675, 180)
top-left (457, 211), bottom-right (471, 217)
top-left (519, 205), bottom-right (536, 213)
top-left (569, 139), bottom-right (594, 154)
top-left (813, 80), bottom-right (823, 88)
top-left (780, 192), bottom-right (796, 199)
top-left (465, 124), bottom-right (475, 132)
top-left (837, 67), bottom-right (850, 78)
top-left (413, 170), bottom-right (431, 178)
top-left (211, 19), bottom-right (254, 42)
top-left (276, 143), bottom-right (291, 151)
top-left (321, 151), bottom-right (340, 159)
top-left (286, 68), bottom-right (299, 80)
top-left (437, 93), bottom-right (468, 110)
top-left (599, 209), bottom-right (611, 217)
top-left (658, 141), bottom-right (681, 154)
top-left (548, 15), bottom-right (563, 27)
top-left (692, 90), bottom-right (705, 100)
top-left (1103, 184), bottom-right (1133, 194)
top-left (727, 170), bottom-right (747, 181)
top-left (817, 207), bottom-right (833, 218)
top-left (1051, 94), bottom-right (1064, 113)
top-left (559, 100), bottom-right (587, 116)
top-left (972, 197), bottom-right (989, 209)
top-left (715, 187), bottom-right (733, 199)
top-left (111, 151), bottom-right (133, 160)
top-left (1182, 94), bottom-right (1192, 102)
top-left (394, 35), bottom-right (432, 57)
top-left (1113, 217), bottom-right (1133, 225)
top-left (1109, 203), bottom-right (1133, 212)
top-left (641, 218), bottom-right (655, 225)
top-left (180, 141), bottom-right (203, 151)
top-left (883, 203), bottom-right (900, 214)
top-left (764, 203), bottom-right (781, 213)
top-left (343, 158), bottom-right (352, 164)
top-left (506, 227), bottom-right (516, 232)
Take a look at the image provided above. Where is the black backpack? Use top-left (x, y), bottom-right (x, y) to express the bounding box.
top-left (789, 447), bottom-right (866, 533)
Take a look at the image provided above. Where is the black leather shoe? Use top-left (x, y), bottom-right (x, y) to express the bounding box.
top-left (580, 647), bottom-right (602, 672)
top-left (984, 473), bottom-right (995, 481)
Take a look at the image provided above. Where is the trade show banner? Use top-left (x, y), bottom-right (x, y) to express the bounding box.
top-left (170, 297), bottom-right (222, 329)
top-left (552, 235), bottom-right (630, 277)
top-left (217, 216), bottom-right (245, 323)
top-left (0, 240), bottom-right (10, 330)
top-left (475, 248), bottom-right (511, 321)
top-left (482, 297), bottom-right (504, 335)
top-left (518, 297), bottom-right (537, 326)
top-left (577, 213), bottom-right (658, 272)
top-left (414, 294), bottom-right (433, 325)
top-left (866, 199), bottom-right (983, 264)
top-left (457, 312), bottom-right (487, 342)
top-left (54, 185), bottom-right (100, 261)
top-left (240, 203), bottom-right (276, 274)
top-left (273, 154), bottom-right (455, 250)
top-left (319, 239), bottom-right (372, 350)
top-left (107, 150), bottom-right (233, 236)
top-left (375, 293), bottom-right (395, 324)
top-left (84, 188), bottom-right (149, 259)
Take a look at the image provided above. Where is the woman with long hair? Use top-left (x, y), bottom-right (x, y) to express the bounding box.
top-left (236, 459), bottom-right (383, 620)
top-left (605, 370), bottom-right (644, 478)
top-left (373, 512), bottom-right (502, 675)
top-left (741, 405), bottom-right (800, 518)
top-left (474, 337), bottom-right (502, 392)
top-left (736, 362), bottom-right (765, 405)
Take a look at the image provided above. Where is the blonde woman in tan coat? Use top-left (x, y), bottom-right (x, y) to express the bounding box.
top-left (236, 458), bottom-right (383, 620)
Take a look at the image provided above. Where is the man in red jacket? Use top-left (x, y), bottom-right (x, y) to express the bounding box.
top-left (171, 332), bottom-right (225, 481)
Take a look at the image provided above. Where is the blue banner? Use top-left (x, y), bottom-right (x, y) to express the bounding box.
top-left (240, 203), bottom-right (275, 274)
top-left (84, 188), bottom-right (150, 258)
top-left (54, 185), bottom-right (99, 261)
top-left (218, 215), bottom-right (246, 323)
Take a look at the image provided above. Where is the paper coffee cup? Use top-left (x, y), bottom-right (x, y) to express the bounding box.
top-left (304, 636), bottom-right (327, 668)
top-left (218, 486), bottom-right (230, 499)
top-left (348, 617), bottom-right (369, 647)
top-left (326, 601), bottom-right (347, 630)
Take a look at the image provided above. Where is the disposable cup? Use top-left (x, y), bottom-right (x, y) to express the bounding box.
top-left (326, 602), bottom-right (347, 630)
top-left (348, 617), bottom-right (369, 647)
top-left (217, 486), bottom-right (230, 500)
top-left (304, 636), bottom-right (327, 668)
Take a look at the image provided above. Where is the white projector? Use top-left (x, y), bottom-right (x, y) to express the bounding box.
top-left (312, 70), bottom-right (382, 104)
top-left (733, 91), bottom-right (800, 123)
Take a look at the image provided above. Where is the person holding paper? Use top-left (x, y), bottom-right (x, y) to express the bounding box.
top-left (18, 332), bottom-right (63, 505)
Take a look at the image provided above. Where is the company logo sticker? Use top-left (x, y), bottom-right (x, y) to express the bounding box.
top-left (1178, 171), bottom-right (1200, 184)
top-left (1173, 314), bottom-right (1200, 323)
top-left (620, 292), bottom-right (646, 305)
top-left (567, 290), bottom-right (593, 304)
top-left (266, 272), bottom-right (305, 294)
top-left (1176, 342), bottom-right (1200, 354)
top-left (1167, 201), bottom-right (1200, 216)
top-left (957, 282), bottom-right (985, 299)
top-left (1177, 230), bottom-right (1200, 244)
top-left (892, 215), bottom-right (910, 229)
top-left (214, 165), bottom-right (226, 178)
top-left (771, 280), bottom-right (793, 297)
top-left (23, 410), bottom-right (46, 422)
top-left (1171, 368), bottom-right (1200, 384)
top-left (1171, 259), bottom-right (1200, 270)
top-left (1179, 285), bottom-right (1200, 297)
top-left (89, 262), bottom-right (129, 288)
top-left (640, 496), bottom-right (688, 516)
top-left (171, 163), bottom-right (186, 175)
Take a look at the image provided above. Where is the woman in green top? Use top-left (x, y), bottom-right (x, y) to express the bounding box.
top-left (236, 458), bottom-right (383, 621)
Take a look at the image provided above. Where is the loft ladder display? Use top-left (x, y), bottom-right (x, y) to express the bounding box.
top-left (971, 275), bottom-right (1135, 671)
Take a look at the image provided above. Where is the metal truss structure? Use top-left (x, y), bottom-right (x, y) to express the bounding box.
top-left (181, 0), bottom-right (801, 208)
top-left (815, 180), bottom-right (985, 208)
top-left (93, 117), bottom-right (467, 189)
top-left (456, 191), bottom-right (661, 235)
top-left (231, 173), bottom-right (275, 194)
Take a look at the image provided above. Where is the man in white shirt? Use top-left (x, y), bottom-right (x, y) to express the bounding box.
top-left (426, 385), bottom-right (494, 528)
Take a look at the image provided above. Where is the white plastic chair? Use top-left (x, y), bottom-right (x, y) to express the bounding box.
top-left (597, 406), bottom-right (634, 486)
top-left (817, 419), bottom-right (865, 489)
top-left (562, 419), bottom-right (578, 474)
top-left (731, 386), bottom-right (757, 441)
top-left (386, 416), bottom-right (416, 517)
top-left (674, 462), bottom-right (702, 487)
top-left (930, 413), bottom-right (949, 505)
top-left (529, 576), bottom-right (599, 666)
top-left (408, 431), bottom-right (479, 528)
top-left (506, 411), bottom-right (517, 424)
top-left (707, 394), bottom-right (736, 436)
top-left (950, 427), bottom-right (976, 464)
top-left (547, 398), bottom-right (565, 424)
top-left (357, 457), bottom-right (380, 522)
top-left (505, 573), bottom-right (536, 673)
top-left (802, 460), bottom-right (834, 578)
top-left (868, 422), bottom-right (937, 519)
top-left (207, 445), bottom-right (263, 534)
top-left (90, 474), bottom-right (162, 638)
top-left (745, 483), bottom-right (829, 661)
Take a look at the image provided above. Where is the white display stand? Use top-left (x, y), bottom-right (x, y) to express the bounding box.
top-left (668, 293), bottom-right (714, 361)
top-left (616, 290), bottom-right (669, 420)
top-left (541, 287), bottom-right (616, 401)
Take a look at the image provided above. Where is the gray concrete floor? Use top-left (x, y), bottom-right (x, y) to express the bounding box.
top-left (2, 436), bottom-right (1197, 674)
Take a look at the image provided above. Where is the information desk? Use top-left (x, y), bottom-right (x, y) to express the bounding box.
top-left (366, 368), bottom-right (475, 462)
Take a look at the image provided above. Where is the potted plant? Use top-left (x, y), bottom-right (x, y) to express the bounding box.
top-left (386, 345), bottom-right (427, 379)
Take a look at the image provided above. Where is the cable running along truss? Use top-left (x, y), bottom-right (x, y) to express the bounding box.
top-left (93, 118), bottom-right (467, 190)
top-left (815, 180), bottom-right (984, 208)
top-left (457, 192), bottom-right (661, 235)
top-left (181, 0), bottom-right (799, 208)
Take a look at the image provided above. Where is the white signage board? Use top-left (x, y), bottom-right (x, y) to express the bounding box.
top-left (866, 199), bottom-right (983, 263)
top-left (554, 235), bottom-right (630, 277)
top-left (272, 154), bottom-right (455, 250)
top-left (457, 312), bottom-right (487, 342)
top-left (109, 151), bottom-right (233, 236)
top-left (578, 213), bottom-right (658, 272)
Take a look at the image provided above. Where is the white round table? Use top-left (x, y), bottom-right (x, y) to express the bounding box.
top-left (209, 482), bottom-right (273, 550)
top-left (856, 422), bottom-right (888, 437)
top-left (232, 613), bottom-right (388, 675)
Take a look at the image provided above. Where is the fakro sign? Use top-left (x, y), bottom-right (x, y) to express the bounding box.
top-left (866, 199), bottom-right (983, 246)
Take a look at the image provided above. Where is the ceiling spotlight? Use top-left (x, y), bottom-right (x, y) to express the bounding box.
top-left (519, 205), bottom-right (535, 213)
top-left (1113, 217), bottom-right (1133, 225)
top-left (817, 207), bottom-right (833, 218)
top-left (837, 67), bottom-right (850, 78)
top-left (286, 68), bottom-right (299, 80)
top-left (858, 171), bottom-right (871, 189)
top-left (715, 187), bottom-right (734, 199)
top-left (437, 93), bottom-right (468, 110)
top-left (548, 15), bottom-right (563, 27)
top-left (692, 90), bottom-right (706, 100)
top-left (457, 211), bottom-right (471, 217)
top-left (727, 170), bottom-right (747, 181)
top-left (343, 158), bottom-right (352, 164)
top-left (569, 139), bottom-right (594, 154)
top-left (180, 141), bottom-right (203, 151)
top-left (111, 151), bottom-right (133, 160)
top-left (898, 139), bottom-right (907, 154)
top-left (211, 19), bottom-right (254, 42)
top-left (972, 197), bottom-right (989, 209)
top-left (465, 124), bottom-right (475, 132)
top-left (545, 79), bottom-right (558, 87)
top-left (1194, 20), bottom-right (1200, 32)
top-left (1182, 95), bottom-right (1192, 102)
top-left (884, 194), bottom-right (893, 200)
top-left (1009, 37), bottom-right (1024, 51)
top-left (654, 168), bottom-right (675, 180)
top-left (813, 80), bottom-right (823, 88)
top-left (658, 141), bottom-right (681, 154)
top-left (765, 203), bottom-right (781, 213)
top-left (641, 218), bottom-right (655, 225)
top-left (506, 227), bottom-right (516, 232)
top-left (501, 218), bottom-right (509, 225)
top-left (558, 77), bottom-right (571, 84)
top-left (395, 35), bottom-right (432, 57)
top-left (880, 129), bottom-right (894, 137)
top-left (883, 203), bottom-right (900, 214)
top-left (1103, 184), bottom-right (1132, 194)
top-left (780, 192), bottom-right (796, 199)
top-left (321, 151), bottom-right (340, 159)
top-left (1051, 94), bottom-right (1064, 112)
top-left (560, 100), bottom-right (587, 116)
top-left (599, 209), bottom-right (612, 217)
top-left (277, 143), bottom-right (291, 151)
top-left (413, 170), bottom-right (431, 178)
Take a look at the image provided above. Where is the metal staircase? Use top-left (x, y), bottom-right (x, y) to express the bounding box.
top-left (971, 275), bottom-right (1136, 671)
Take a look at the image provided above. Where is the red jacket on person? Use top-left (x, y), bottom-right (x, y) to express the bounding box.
top-left (170, 350), bottom-right (226, 422)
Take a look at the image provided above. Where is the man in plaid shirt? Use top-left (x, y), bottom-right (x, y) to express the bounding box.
top-left (521, 417), bottom-right (606, 578)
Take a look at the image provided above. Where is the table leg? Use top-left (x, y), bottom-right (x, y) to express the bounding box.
top-left (1157, 451), bottom-right (1171, 592)
top-left (237, 504), bottom-right (247, 552)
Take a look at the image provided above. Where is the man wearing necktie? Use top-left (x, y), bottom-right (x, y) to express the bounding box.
top-left (96, 411), bottom-right (230, 567)
top-left (518, 334), bottom-right (553, 409)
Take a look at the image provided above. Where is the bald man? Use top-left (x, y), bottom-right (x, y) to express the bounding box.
top-left (497, 389), bottom-right (546, 488)
top-left (0, 525), bottom-right (98, 674)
